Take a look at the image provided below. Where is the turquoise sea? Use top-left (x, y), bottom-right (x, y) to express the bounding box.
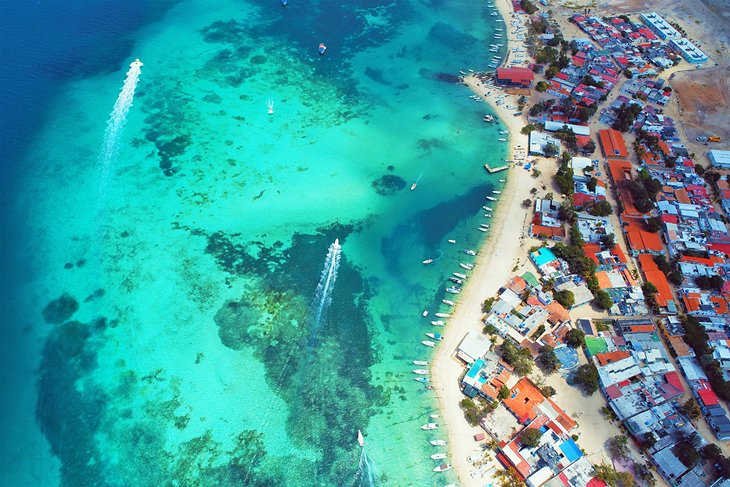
top-left (1, 0), bottom-right (507, 485)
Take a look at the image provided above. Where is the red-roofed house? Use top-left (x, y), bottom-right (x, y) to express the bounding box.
top-left (599, 129), bottom-right (628, 158)
top-left (496, 67), bottom-right (535, 87)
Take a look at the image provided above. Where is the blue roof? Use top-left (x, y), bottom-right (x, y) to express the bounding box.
top-left (466, 359), bottom-right (484, 379)
top-left (559, 438), bottom-right (583, 463)
top-left (532, 247), bottom-right (557, 266)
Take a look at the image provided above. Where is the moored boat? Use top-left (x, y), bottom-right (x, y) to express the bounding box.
top-left (453, 272), bottom-right (467, 279)
top-left (426, 333), bottom-right (443, 341)
top-left (433, 464), bottom-right (452, 472)
top-left (492, 190), bottom-right (501, 194)
top-left (486, 196), bottom-right (497, 201)
top-left (431, 453), bottom-right (447, 460)
top-left (460, 262), bottom-right (474, 270)
top-left (413, 360), bottom-right (429, 366)
top-left (447, 239), bottom-right (456, 244)
top-left (422, 259), bottom-right (434, 265)
top-left (422, 310), bottom-right (429, 317)
top-left (415, 377), bottom-right (429, 383)
top-left (421, 423), bottom-right (439, 430)
top-left (422, 340), bottom-right (436, 348)
top-left (445, 286), bottom-right (461, 294)
top-left (431, 320), bottom-right (445, 326)
top-left (499, 179), bottom-right (506, 182)
top-left (464, 249), bottom-right (477, 256)
top-left (442, 299), bottom-right (455, 306)
top-left (430, 440), bottom-right (447, 446)
top-left (478, 227), bottom-right (488, 232)
top-left (413, 369), bottom-right (429, 375)
top-left (434, 312), bottom-right (450, 318)
top-left (449, 277), bottom-right (462, 285)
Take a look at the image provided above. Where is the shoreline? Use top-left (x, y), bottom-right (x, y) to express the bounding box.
top-left (430, 1), bottom-right (539, 485)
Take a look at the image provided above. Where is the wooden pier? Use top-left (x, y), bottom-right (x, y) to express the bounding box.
top-left (484, 163), bottom-right (509, 173)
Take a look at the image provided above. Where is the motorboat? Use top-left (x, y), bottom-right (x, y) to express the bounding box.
top-left (318, 43), bottom-right (327, 55)
top-left (445, 286), bottom-right (461, 294)
top-left (483, 206), bottom-right (493, 211)
top-left (453, 272), bottom-right (467, 279)
top-left (442, 299), bottom-right (455, 306)
top-left (431, 440), bottom-right (447, 446)
top-left (484, 214), bottom-right (492, 218)
top-left (415, 377), bottom-right (430, 383)
top-left (449, 277), bottom-right (462, 285)
top-left (434, 312), bottom-right (450, 318)
top-left (464, 249), bottom-right (477, 256)
top-left (358, 430), bottom-right (364, 447)
top-left (499, 179), bottom-right (506, 182)
top-left (421, 423), bottom-right (439, 430)
top-left (486, 196), bottom-right (497, 201)
top-left (459, 70), bottom-right (467, 75)
top-left (431, 453), bottom-right (447, 460)
top-left (433, 464), bottom-right (452, 472)
top-left (422, 310), bottom-right (429, 317)
top-left (478, 227), bottom-right (488, 232)
top-left (413, 360), bottom-right (429, 366)
top-left (422, 259), bottom-right (434, 265)
top-left (413, 369), bottom-right (429, 375)
top-left (498, 138), bottom-right (507, 142)
top-left (492, 190), bottom-right (501, 194)
top-left (422, 340), bottom-right (436, 348)
top-left (459, 263), bottom-right (474, 270)
top-left (430, 413), bottom-right (440, 418)
top-left (431, 320), bottom-right (445, 326)
top-left (426, 333), bottom-right (443, 341)
top-left (480, 224), bottom-right (490, 229)
top-left (447, 239), bottom-right (456, 244)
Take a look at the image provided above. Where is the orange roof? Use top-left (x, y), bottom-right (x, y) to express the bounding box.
top-left (583, 242), bottom-right (602, 264)
top-left (612, 245), bottom-right (628, 263)
top-left (545, 397), bottom-right (577, 431)
top-left (626, 230), bottom-right (664, 252)
top-left (531, 224), bottom-right (565, 238)
top-left (644, 270), bottom-right (672, 307)
top-left (668, 336), bottom-right (693, 357)
top-left (595, 271), bottom-right (613, 289)
top-left (622, 268), bottom-right (638, 287)
top-left (711, 296), bottom-right (729, 315)
top-left (627, 325), bottom-right (655, 333)
top-left (607, 158), bottom-right (633, 184)
top-left (681, 255), bottom-right (724, 266)
top-left (504, 378), bottom-right (576, 431)
top-left (638, 253), bottom-right (658, 270)
top-left (506, 276), bottom-right (528, 294)
top-left (599, 129), bottom-right (628, 158)
top-left (546, 300), bottom-right (570, 324)
top-left (674, 188), bottom-right (691, 205)
top-left (595, 350), bottom-right (631, 366)
top-left (682, 292), bottom-right (702, 312)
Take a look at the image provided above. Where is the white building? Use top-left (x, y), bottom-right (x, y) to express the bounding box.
top-left (529, 131), bottom-right (562, 156)
top-left (544, 121), bottom-right (591, 136)
top-left (708, 150), bottom-right (730, 169)
top-left (669, 38), bottom-right (708, 64)
top-left (640, 12), bottom-right (681, 40)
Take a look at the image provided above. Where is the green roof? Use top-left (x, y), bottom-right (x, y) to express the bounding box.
top-left (521, 271), bottom-right (541, 289)
top-left (585, 336), bottom-right (609, 357)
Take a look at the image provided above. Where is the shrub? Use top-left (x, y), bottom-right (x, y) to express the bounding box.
top-left (520, 427), bottom-right (542, 448)
top-left (536, 80), bottom-right (548, 92)
top-left (553, 289), bottom-right (575, 308)
top-left (565, 328), bottom-right (585, 348)
top-left (573, 364), bottom-right (599, 394)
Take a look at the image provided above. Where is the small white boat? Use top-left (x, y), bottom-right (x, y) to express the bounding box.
top-left (492, 190), bottom-right (501, 194)
top-left (499, 179), bottom-right (506, 183)
top-left (484, 214), bottom-right (492, 218)
top-left (459, 263), bottom-right (474, 270)
top-left (422, 340), bottom-right (436, 348)
top-left (459, 70), bottom-right (467, 75)
top-left (358, 430), bottom-right (365, 447)
top-left (445, 287), bottom-right (461, 294)
top-left (480, 224), bottom-right (490, 229)
top-left (421, 423), bottom-right (439, 430)
top-left (434, 464), bottom-right (452, 472)
top-left (431, 440), bottom-right (447, 446)
top-left (447, 239), bottom-right (456, 244)
top-left (498, 138), bottom-right (507, 142)
top-left (449, 277), bottom-right (462, 285)
top-left (442, 299), bottom-right (455, 306)
top-left (464, 249), bottom-right (477, 256)
top-left (431, 320), bottom-right (445, 326)
top-left (422, 259), bottom-right (434, 265)
top-left (483, 206), bottom-right (493, 211)
top-left (434, 312), bottom-right (450, 318)
top-left (413, 360), bottom-right (429, 366)
top-left (411, 183), bottom-right (417, 191)
top-left (426, 332), bottom-right (443, 341)
top-left (431, 453), bottom-right (447, 460)
top-left (413, 369), bottom-right (429, 375)
top-left (478, 227), bottom-right (488, 232)
top-left (415, 377), bottom-right (429, 383)
top-left (430, 413), bottom-right (440, 418)
top-left (486, 196), bottom-right (497, 201)
top-left (453, 272), bottom-right (467, 279)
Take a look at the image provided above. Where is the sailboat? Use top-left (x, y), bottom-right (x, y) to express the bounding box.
top-left (357, 430), bottom-right (364, 447)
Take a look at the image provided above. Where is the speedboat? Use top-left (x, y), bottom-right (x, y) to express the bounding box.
top-left (421, 423), bottom-right (439, 430)
top-left (357, 429), bottom-right (364, 447)
top-left (460, 262), bottom-right (474, 270)
top-left (478, 227), bottom-right (488, 232)
top-left (422, 310), bottom-right (429, 317)
top-left (433, 464), bottom-right (452, 472)
top-left (410, 182), bottom-right (417, 191)
top-left (486, 196), bottom-right (497, 201)
top-left (434, 312), bottom-right (450, 318)
top-left (413, 360), bottom-right (429, 366)
top-left (318, 43), bottom-right (327, 55)
top-left (464, 249), bottom-right (477, 256)
top-left (492, 190), bottom-right (501, 194)
top-left (484, 214), bottom-right (492, 218)
top-left (431, 440), bottom-right (447, 446)
top-left (431, 453), bottom-right (447, 460)
top-left (413, 369), bottom-right (429, 375)
top-left (430, 413), bottom-right (440, 418)
top-left (426, 333), bottom-right (443, 341)
top-left (480, 224), bottom-right (490, 229)
top-left (442, 299), bottom-right (455, 306)
top-left (498, 138), bottom-right (507, 142)
top-left (415, 377), bottom-right (430, 383)
top-left (446, 286), bottom-right (461, 294)
top-left (499, 179), bottom-right (506, 182)
top-left (449, 277), bottom-right (462, 285)
top-left (431, 320), bottom-right (445, 326)
top-left (483, 206), bottom-right (493, 211)
top-left (422, 340), bottom-right (436, 348)
top-left (422, 259), bottom-right (434, 265)
top-left (447, 239), bottom-right (456, 244)
top-left (453, 272), bottom-right (467, 279)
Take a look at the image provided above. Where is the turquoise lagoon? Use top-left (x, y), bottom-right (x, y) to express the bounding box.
top-left (5, 0), bottom-right (508, 485)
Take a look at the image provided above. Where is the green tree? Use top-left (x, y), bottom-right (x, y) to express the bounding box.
top-left (675, 439), bottom-right (700, 468)
top-left (520, 427), bottom-right (542, 448)
top-left (537, 345), bottom-right (560, 375)
top-left (643, 282), bottom-right (658, 297)
top-left (679, 398), bottom-right (701, 421)
top-left (498, 385), bottom-right (510, 400)
top-left (482, 297), bottom-right (496, 313)
top-left (565, 328), bottom-right (585, 348)
top-left (484, 323), bottom-right (498, 336)
top-left (553, 289), bottom-right (575, 308)
top-left (573, 364), bottom-right (599, 394)
top-left (594, 290), bottom-right (613, 310)
top-left (641, 432), bottom-right (657, 451)
top-left (521, 124), bottom-right (537, 135)
top-left (536, 81), bottom-right (548, 92)
top-left (588, 200), bottom-right (613, 216)
top-left (541, 385), bottom-right (556, 397)
top-left (606, 435), bottom-right (630, 461)
top-left (586, 177), bottom-right (598, 193)
top-left (600, 233), bottom-right (616, 249)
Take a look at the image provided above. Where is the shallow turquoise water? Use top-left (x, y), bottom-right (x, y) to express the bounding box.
top-left (4, 0), bottom-right (507, 485)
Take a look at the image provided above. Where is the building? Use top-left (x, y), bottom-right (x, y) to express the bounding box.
top-left (457, 331), bottom-right (493, 364)
top-left (496, 67), bottom-right (535, 87)
top-left (598, 129), bottom-right (628, 158)
top-left (669, 38), bottom-right (708, 64)
top-left (640, 12), bottom-right (681, 40)
top-left (708, 150), bottom-right (730, 169)
top-left (529, 131), bottom-right (562, 156)
top-left (544, 121), bottom-right (591, 136)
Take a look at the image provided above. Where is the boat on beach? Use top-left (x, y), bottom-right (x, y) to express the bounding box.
top-left (434, 312), bottom-right (450, 318)
top-left (486, 196), bottom-right (497, 201)
top-left (433, 464), bottom-right (452, 472)
top-left (413, 360), bottom-right (429, 366)
top-left (431, 453), bottom-right (447, 460)
top-left (442, 299), bottom-right (455, 306)
top-left (430, 440), bottom-right (447, 446)
top-left (453, 272), bottom-right (467, 279)
top-left (413, 369), bottom-right (429, 375)
top-left (459, 263), bottom-right (474, 270)
top-left (422, 340), bottom-right (436, 348)
top-left (421, 423), bottom-right (439, 430)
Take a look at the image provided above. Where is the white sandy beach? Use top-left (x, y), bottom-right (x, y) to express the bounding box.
top-left (429, 1), bottom-right (542, 482)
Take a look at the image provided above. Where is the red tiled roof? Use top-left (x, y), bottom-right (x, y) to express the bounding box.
top-left (665, 371), bottom-right (684, 392)
top-left (497, 67), bottom-right (535, 84)
top-left (595, 351), bottom-right (631, 366)
top-left (698, 388), bottom-right (719, 407)
top-left (599, 129), bottom-right (628, 158)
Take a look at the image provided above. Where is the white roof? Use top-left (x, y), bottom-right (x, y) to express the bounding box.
top-left (570, 156), bottom-right (594, 173)
top-left (544, 120), bottom-right (591, 136)
top-left (527, 466), bottom-right (554, 487)
top-left (709, 150), bottom-right (730, 167)
top-left (500, 288), bottom-right (523, 308)
top-left (458, 331), bottom-right (492, 363)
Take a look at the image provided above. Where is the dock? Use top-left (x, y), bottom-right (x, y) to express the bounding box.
top-left (484, 163), bottom-right (509, 173)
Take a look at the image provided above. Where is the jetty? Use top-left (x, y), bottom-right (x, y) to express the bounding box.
top-left (483, 162), bottom-right (509, 173)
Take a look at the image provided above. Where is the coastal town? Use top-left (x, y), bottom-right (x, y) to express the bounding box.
top-left (431, 0), bottom-right (730, 486)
